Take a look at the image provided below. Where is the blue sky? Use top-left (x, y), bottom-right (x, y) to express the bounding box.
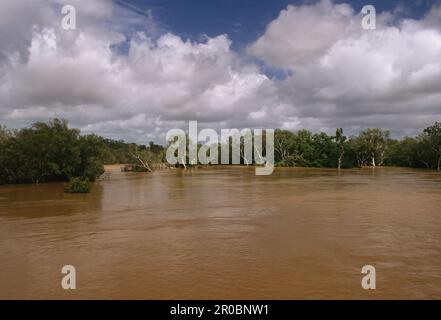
top-left (115, 0), bottom-right (441, 49)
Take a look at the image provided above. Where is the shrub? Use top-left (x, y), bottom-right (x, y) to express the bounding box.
top-left (64, 177), bottom-right (91, 193)
top-left (122, 164), bottom-right (149, 172)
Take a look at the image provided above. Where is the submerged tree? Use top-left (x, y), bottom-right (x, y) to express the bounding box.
top-left (128, 145), bottom-right (153, 172)
top-left (385, 137), bottom-right (419, 168)
top-left (357, 128), bottom-right (391, 167)
top-left (335, 128), bottom-right (346, 169)
top-left (274, 129), bottom-right (295, 165)
top-left (126, 141), bottom-right (166, 172)
top-left (0, 119), bottom-right (104, 184)
top-left (421, 122), bottom-right (441, 171)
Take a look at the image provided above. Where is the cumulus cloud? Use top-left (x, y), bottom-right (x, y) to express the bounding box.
top-left (248, 0), bottom-right (359, 70)
top-left (0, 0), bottom-right (276, 143)
top-left (249, 0), bottom-right (441, 136)
top-left (0, 0), bottom-right (440, 143)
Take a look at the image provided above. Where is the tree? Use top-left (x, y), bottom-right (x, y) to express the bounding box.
top-left (77, 134), bottom-right (105, 181)
top-left (15, 121), bottom-right (66, 184)
top-left (128, 145), bottom-right (153, 172)
top-left (274, 129), bottom-right (295, 165)
top-left (0, 125), bottom-right (11, 142)
top-left (384, 137), bottom-right (418, 167)
top-left (0, 119), bottom-right (105, 184)
top-left (421, 122), bottom-right (441, 171)
top-left (310, 132), bottom-right (337, 168)
top-left (335, 128), bottom-right (346, 169)
top-left (357, 128), bottom-right (391, 167)
top-left (347, 136), bottom-right (369, 167)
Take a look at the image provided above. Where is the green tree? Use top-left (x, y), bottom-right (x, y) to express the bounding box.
top-left (0, 119), bottom-right (105, 184)
top-left (357, 128), bottom-right (391, 167)
top-left (347, 136), bottom-right (369, 167)
top-left (0, 125), bottom-right (11, 142)
top-left (274, 129), bottom-right (296, 165)
top-left (77, 134), bottom-right (105, 181)
top-left (421, 122), bottom-right (441, 171)
top-left (311, 132), bottom-right (337, 168)
top-left (384, 137), bottom-right (418, 167)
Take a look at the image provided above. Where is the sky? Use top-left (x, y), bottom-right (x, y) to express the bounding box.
top-left (117, 0), bottom-right (439, 49)
top-left (0, 0), bottom-right (441, 143)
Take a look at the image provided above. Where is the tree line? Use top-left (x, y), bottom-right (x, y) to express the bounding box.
top-left (273, 124), bottom-right (441, 171)
top-left (0, 119), bottom-right (165, 184)
top-left (0, 119), bottom-right (440, 185)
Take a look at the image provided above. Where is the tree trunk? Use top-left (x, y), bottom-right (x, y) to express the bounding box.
top-left (371, 155), bottom-right (376, 167)
top-left (180, 156), bottom-right (186, 169)
top-left (129, 151), bottom-right (152, 172)
top-left (379, 150), bottom-right (385, 166)
top-left (438, 155), bottom-right (441, 171)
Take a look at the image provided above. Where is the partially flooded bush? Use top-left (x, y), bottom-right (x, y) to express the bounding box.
top-left (122, 164), bottom-right (149, 172)
top-left (64, 177), bottom-right (91, 193)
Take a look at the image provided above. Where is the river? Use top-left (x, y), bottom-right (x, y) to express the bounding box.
top-left (0, 166), bottom-right (440, 299)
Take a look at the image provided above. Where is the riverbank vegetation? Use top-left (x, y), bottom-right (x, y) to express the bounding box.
top-left (0, 119), bottom-right (440, 185)
top-left (272, 124), bottom-right (441, 170)
top-left (64, 177), bottom-right (91, 193)
top-left (0, 119), bottom-right (165, 185)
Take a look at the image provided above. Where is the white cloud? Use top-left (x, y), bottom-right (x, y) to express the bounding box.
top-left (248, 0), bottom-right (356, 68)
top-left (248, 0), bottom-right (441, 136)
top-left (0, 0), bottom-right (440, 143)
top-left (0, 1), bottom-right (274, 143)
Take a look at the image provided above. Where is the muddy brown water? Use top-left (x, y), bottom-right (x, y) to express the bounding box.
top-left (0, 166), bottom-right (440, 299)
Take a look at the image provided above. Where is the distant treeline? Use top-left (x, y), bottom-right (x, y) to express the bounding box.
top-left (0, 119), bottom-right (440, 184)
top-left (272, 125), bottom-right (441, 170)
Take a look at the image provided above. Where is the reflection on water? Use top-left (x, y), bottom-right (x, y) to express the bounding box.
top-left (0, 166), bottom-right (440, 299)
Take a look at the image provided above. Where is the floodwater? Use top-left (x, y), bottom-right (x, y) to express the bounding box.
top-left (0, 166), bottom-right (440, 299)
